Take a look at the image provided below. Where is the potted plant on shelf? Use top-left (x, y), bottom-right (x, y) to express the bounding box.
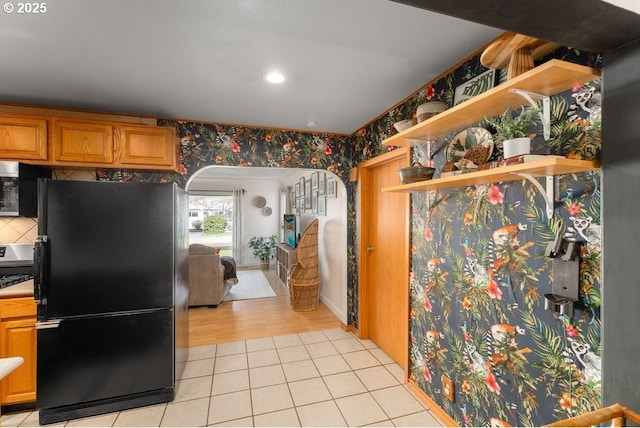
top-left (248, 235), bottom-right (277, 269)
top-left (485, 105), bottom-right (539, 159)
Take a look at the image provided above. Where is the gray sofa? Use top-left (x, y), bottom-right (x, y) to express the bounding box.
top-left (188, 244), bottom-right (231, 307)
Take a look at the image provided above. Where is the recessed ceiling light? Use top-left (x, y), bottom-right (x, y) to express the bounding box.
top-left (305, 121), bottom-right (317, 129)
top-left (263, 72), bottom-right (285, 84)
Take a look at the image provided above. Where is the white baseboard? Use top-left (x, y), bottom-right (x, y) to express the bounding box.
top-left (319, 293), bottom-right (347, 325)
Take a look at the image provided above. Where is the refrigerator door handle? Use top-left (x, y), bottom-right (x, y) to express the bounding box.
top-left (36, 320), bottom-right (61, 330)
top-left (34, 235), bottom-right (49, 305)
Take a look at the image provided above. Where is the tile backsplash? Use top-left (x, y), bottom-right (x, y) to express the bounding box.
top-left (0, 169), bottom-right (96, 244)
top-left (52, 169), bottom-right (96, 182)
top-left (0, 217), bottom-right (38, 244)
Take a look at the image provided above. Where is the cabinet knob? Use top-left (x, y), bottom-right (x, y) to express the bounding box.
top-left (366, 245), bottom-right (374, 252)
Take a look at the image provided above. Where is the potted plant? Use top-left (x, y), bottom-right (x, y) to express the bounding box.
top-left (485, 105), bottom-right (539, 159)
top-left (248, 235), bottom-right (277, 269)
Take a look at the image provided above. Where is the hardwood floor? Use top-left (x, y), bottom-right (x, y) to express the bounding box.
top-left (188, 267), bottom-right (342, 347)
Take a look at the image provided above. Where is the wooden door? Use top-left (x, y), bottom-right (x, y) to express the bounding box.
top-left (357, 147), bottom-right (410, 369)
top-left (51, 119), bottom-right (114, 165)
top-left (114, 125), bottom-right (177, 170)
top-left (0, 115), bottom-right (48, 161)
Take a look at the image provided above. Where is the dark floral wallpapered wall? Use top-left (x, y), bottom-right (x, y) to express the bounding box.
top-left (98, 122), bottom-right (361, 322)
top-left (352, 47), bottom-right (602, 426)
top-left (99, 44), bottom-right (602, 426)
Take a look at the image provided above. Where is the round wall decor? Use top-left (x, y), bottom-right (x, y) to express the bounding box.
top-left (262, 206), bottom-right (272, 216)
top-left (253, 196), bottom-right (266, 208)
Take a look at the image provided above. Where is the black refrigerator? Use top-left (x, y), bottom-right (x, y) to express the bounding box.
top-left (34, 180), bottom-right (189, 425)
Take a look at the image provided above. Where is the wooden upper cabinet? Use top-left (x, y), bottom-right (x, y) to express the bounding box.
top-left (0, 109), bottom-right (179, 171)
top-left (51, 119), bottom-right (114, 165)
top-left (114, 125), bottom-right (177, 171)
top-left (0, 115), bottom-right (48, 161)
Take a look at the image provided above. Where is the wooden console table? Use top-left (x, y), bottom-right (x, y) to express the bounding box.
top-left (275, 243), bottom-right (297, 287)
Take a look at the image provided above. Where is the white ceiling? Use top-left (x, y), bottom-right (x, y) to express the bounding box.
top-left (0, 0), bottom-right (503, 135)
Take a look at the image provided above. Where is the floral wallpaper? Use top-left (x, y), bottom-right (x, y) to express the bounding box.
top-left (97, 42), bottom-right (603, 426)
top-left (97, 122), bottom-right (361, 321)
top-left (409, 157), bottom-right (601, 426)
top-left (352, 47), bottom-right (602, 426)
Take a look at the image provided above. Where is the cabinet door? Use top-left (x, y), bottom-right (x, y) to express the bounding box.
top-left (114, 125), bottom-right (177, 171)
top-left (51, 120), bottom-right (114, 165)
top-left (0, 115), bottom-right (48, 161)
top-left (0, 317), bottom-right (37, 404)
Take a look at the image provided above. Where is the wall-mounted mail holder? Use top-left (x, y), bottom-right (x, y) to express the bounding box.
top-left (544, 234), bottom-right (581, 317)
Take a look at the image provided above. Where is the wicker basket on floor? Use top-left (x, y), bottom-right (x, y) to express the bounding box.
top-left (290, 278), bottom-right (320, 311)
top-left (289, 219), bottom-right (320, 311)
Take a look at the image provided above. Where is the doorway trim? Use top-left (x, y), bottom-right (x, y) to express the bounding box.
top-left (357, 146), bottom-right (411, 373)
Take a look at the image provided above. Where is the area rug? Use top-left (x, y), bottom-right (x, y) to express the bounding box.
top-left (223, 269), bottom-right (276, 301)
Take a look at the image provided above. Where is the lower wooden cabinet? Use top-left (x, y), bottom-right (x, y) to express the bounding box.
top-left (0, 115), bottom-right (48, 161)
top-left (0, 297), bottom-right (37, 405)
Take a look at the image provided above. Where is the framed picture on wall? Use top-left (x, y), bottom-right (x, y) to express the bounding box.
top-left (454, 68), bottom-right (496, 106)
top-left (299, 177), bottom-right (305, 197)
top-left (326, 178), bottom-right (337, 198)
top-left (312, 191), bottom-right (318, 213)
top-left (304, 179), bottom-right (312, 209)
top-left (317, 196), bottom-right (326, 216)
top-left (317, 172), bottom-right (326, 196)
top-left (311, 171), bottom-right (319, 190)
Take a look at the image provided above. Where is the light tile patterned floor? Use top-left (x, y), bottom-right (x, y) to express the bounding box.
top-left (1, 328), bottom-right (444, 427)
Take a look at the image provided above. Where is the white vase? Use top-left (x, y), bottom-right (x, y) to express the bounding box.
top-left (503, 137), bottom-right (531, 159)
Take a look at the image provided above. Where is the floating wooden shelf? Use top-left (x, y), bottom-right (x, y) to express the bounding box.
top-left (381, 158), bottom-right (600, 193)
top-left (382, 59), bottom-right (600, 147)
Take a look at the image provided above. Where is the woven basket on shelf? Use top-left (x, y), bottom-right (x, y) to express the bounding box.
top-left (289, 219), bottom-right (320, 312)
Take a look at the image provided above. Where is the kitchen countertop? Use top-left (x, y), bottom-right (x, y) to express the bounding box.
top-left (0, 356), bottom-right (25, 420)
top-left (0, 280), bottom-right (34, 298)
top-left (0, 356), bottom-right (23, 380)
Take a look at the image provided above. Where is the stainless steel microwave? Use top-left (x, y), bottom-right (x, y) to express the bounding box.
top-left (0, 161), bottom-right (51, 217)
top-left (0, 162), bottom-right (20, 216)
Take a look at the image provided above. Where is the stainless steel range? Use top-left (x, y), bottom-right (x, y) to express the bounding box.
top-left (0, 243), bottom-right (34, 288)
